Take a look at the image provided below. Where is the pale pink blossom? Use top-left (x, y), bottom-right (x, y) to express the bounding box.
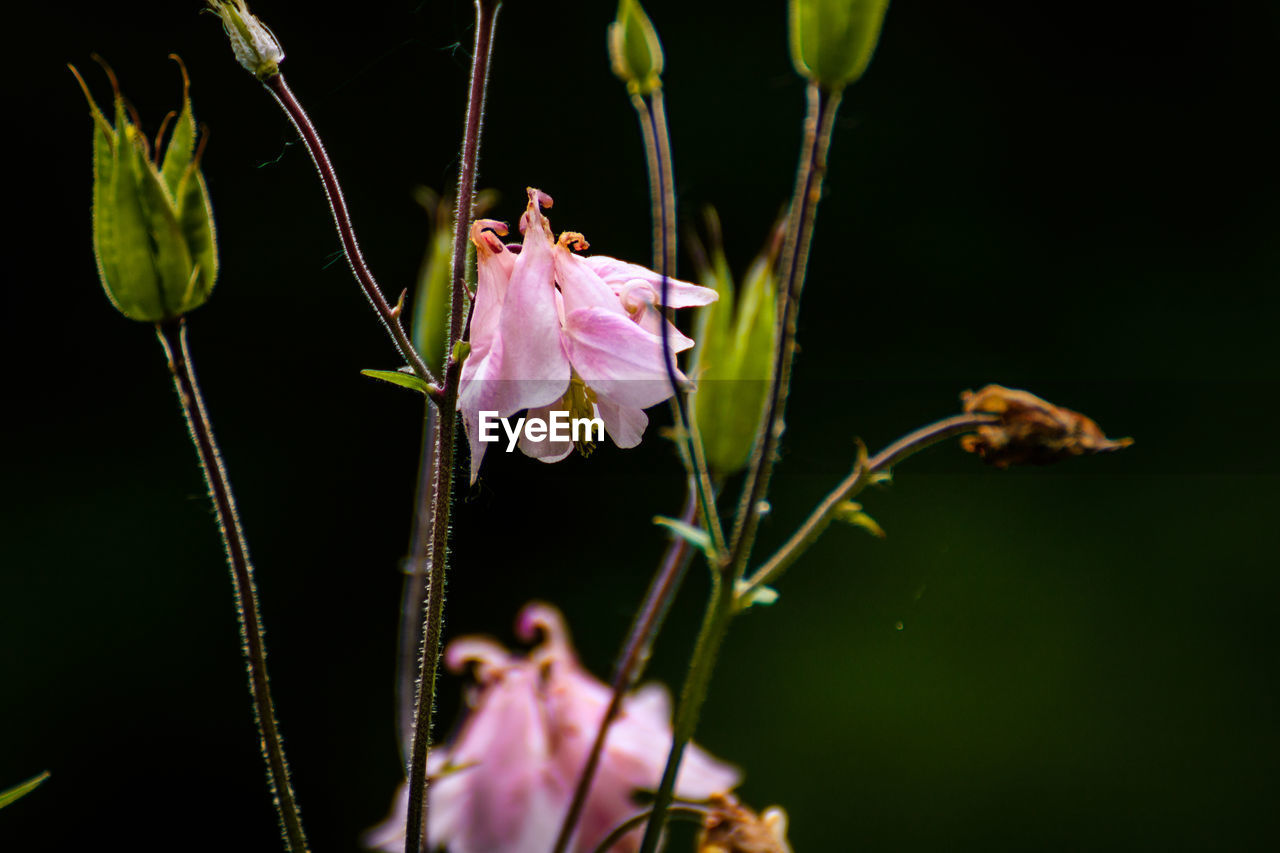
top-left (365, 603), bottom-right (740, 853)
top-left (458, 189), bottom-right (717, 482)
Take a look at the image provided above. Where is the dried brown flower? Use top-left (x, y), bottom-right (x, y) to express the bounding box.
top-left (960, 384), bottom-right (1133, 468)
top-left (698, 794), bottom-right (793, 853)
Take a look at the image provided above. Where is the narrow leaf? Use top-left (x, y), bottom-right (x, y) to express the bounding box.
top-left (0, 771), bottom-right (50, 810)
top-left (361, 369), bottom-right (432, 395)
top-left (833, 500), bottom-right (886, 538)
top-left (735, 581), bottom-right (780, 609)
top-left (653, 515), bottom-right (714, 557)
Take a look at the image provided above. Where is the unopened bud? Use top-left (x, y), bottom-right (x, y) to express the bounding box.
top-left (72, 57), bottom-right (218, 323)
top-left (789, 0), bottom-right (890, 90)
top-left (689, 209), bottom-right (782, 476)
top-left (208, 0), bottom-right (285, 80)
top-left (608, 0), bottom-right (664, 95)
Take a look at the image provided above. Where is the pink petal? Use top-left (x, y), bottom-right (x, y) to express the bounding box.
top-left (517, 404), bottom-right (575, 463)
top-left (490, 188), bottom-right (571, 412)
top-left (562, 307), bottom-right (680, 410)
top-left (584, 255), bottom-right (718, 307)
top-left (596, 398), bottom-right (649, 449)
top-left (466, 218), bottom-right (515, 362)
top-left (555, 247), bottom-right (631, 318)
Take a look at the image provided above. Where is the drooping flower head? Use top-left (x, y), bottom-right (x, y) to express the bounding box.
top-left (365, 603), bottom-right (741, 853)
top-left (459, 189), bottom-right (717, 482)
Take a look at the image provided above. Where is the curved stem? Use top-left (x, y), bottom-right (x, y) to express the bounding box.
top-left (590, 806), bottom-right (709, 853)
top-left (728, 83), bottom-right (842, 579)
top-left (739, 412), bottom-right (1001, 597)
top-left (156, 319), bottom-right (309, 853)
top-left (263, 73), bottom-right (438, 394)
top-left (403, 4), bottom-right (501, 852)
top-left (553, 485), bottom-right (699, 853)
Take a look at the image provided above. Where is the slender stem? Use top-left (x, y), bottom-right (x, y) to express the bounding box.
top-left (553, 485), bottom-right (699, 853)
top-left (637, 561), bottom-right (736, 853)
top-left (638, 83), bottom-right (845, 851)
top-left (397, 403), bottom-right (437, 764)
top-left (739, 413), bottom-right (1001, 597)
top-left (728, 83), bottom-right (842, 579)
top-left (156, 319), bottom-right (308, 853)
top-left (449, 0), bottom-right (500, 349)
top-left (630, 91), bottom-right (663, 273)
top-left (651, 89), bottom-right (678, 284)
top-left (262, 73), bottom-right (439, 395)
top-left (403, 4), bottom-right (501, 852)
top-left (631, 90), bottom-right (727, 558)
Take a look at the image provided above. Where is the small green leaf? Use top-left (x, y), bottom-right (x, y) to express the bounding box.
top-left (0, 771), bottom-right (50, 810)
top-left (653, 515), bottom-right (713, 557)
top-left (833, 500), bottom-right (886, 538)
top-left (361, 368), bottom-right (433, 395)
top-left (735, 581), bottom-right (779, 609)
top-left (451, 339), bottom-right (471, 365)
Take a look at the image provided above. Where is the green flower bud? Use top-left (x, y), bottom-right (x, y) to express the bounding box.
top-left (410, 188), bottom-right (498, 375)
top-left (207, 1), bottom-right (285, 80)
top-left (689, 210), bottom-right (783, 476)
top-left (608, 0), bottom-right (664, 95)
top-left (72, 57), bottom-right (218, 323)
top-left (789, 0), bottom-right (890, 90)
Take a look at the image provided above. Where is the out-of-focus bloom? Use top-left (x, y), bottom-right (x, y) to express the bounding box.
top-left (207, 1), bottom-right (285, 80)
top-left (960, 384), bottom-right (1133, 467)
top-left (365, 603), bottom-right (741, 853)
top-left (71, 57), bottom-right (217, 323)
top-left (459, 188), bottom-right (717, 482)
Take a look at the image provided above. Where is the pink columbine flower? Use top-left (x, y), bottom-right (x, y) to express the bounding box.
top-left (458, 188), bottom-right (717, 482)
top-left (365, 603), bottom-right (741, 853)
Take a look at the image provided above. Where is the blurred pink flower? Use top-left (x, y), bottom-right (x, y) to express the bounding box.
top-left (365, 603), bottom-right (740, 853)
top-left (458, 189), bottom-right (717, 482)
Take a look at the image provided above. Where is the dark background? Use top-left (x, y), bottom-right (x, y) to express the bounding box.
top-left (4, 1), bottom-right (1278, 850)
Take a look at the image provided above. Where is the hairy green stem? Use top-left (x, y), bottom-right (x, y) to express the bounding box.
top-left (397, 404), bottom-right (437, 764)
top-left (637, 561), bottom-right (736, 853)
top-left (403, 3), bottom-right (501, 851)
top-left (157, 318), bottom-right (308, 853)
top-left (729, 83), bottom-right (842, 578)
